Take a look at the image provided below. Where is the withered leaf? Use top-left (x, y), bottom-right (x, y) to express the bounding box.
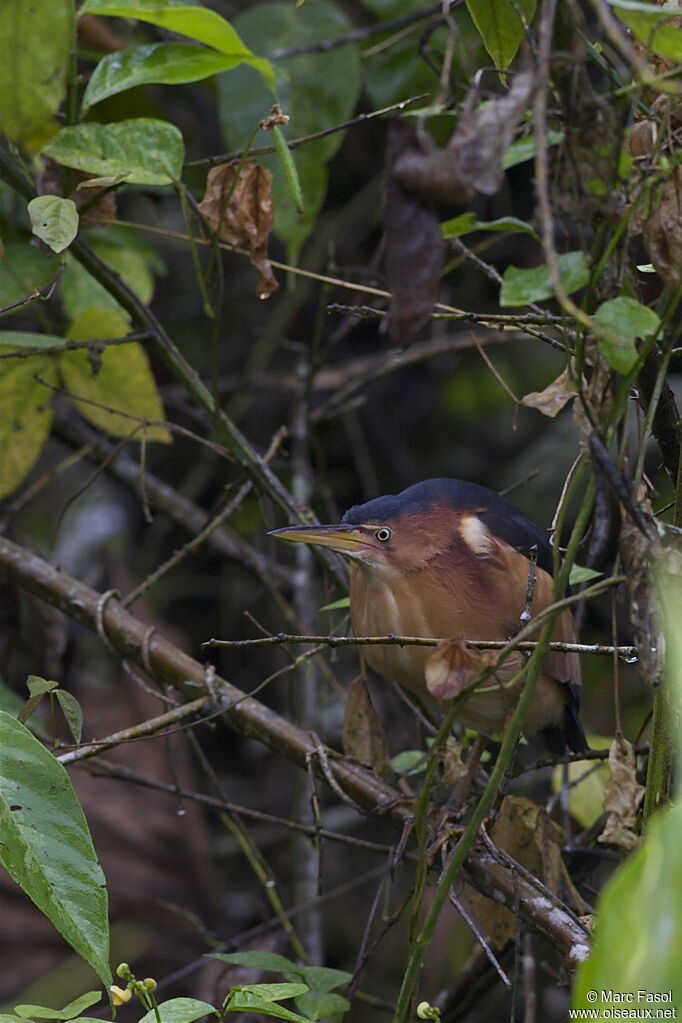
top-left (450, 72), bottom-right (535, 196)
top-left (425, 638), bottom-right (498, 702)
top-left (198, 161), bottom-right (278, 297)
top-left (599, 738), bottom-right (645, 850)
top-left (642, 166), bottom-right (682, 287)
top-left (384, 119), bottom-right (446, 345)
top-left (521, 368), bottom-right (576, 418)
top-left (342, 673), bottom-right (390, 776)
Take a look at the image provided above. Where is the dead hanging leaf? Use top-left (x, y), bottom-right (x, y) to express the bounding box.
top-left (425, 638), bottom-right (498, 702)
top-left (198, 161), bottom-right (277, 297)
top-left (599, 738), bottom-right (645, 851)
top-left (391, 122), bottom-right (473, 205)
top-left (441, 735), bottom-right (468, 786)
top-left (521, 368), bottom-right (576, 418)
top-left (464, 795), bottom-right (563, 949)
top-left (342, 673), bottom-right (390, 776)
top-left (384, 120), bottom-right (447, 345)
top-left (449, 72), bottom-right (535, 196)
top-left (642, 166), bottom-right (682, 287)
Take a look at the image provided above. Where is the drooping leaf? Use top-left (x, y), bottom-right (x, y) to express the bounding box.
top-left (384, 119), bottom-right (446, 344)
top-left (210, 950), bottom-right (305, 974)
top-left (28, 197), bottom-right (79, 254)
top-left (342, 674), bottom-right (390, 774)
top-left (0, 0), bottom-right (73, 150)
top-left (594, 296), bottom-right (660, 375)
top-left (466, 0), bottom-right (537, 69)
top-left (218, 0), bottom-right (362, 262)
top-left (224, 991), bottom-right (311, 1023)
top-left (44, 120), bottom-right (185, 186)
top-left (82, 43), bottom-right (262, 113)
top-left (425, 638), bottom-right (499, 701)
top-left (297, 965), bottom-right (352, 993)
top-left (79, 0), bottom-right (274, 89)
top-left (442, 212), bottom-right (538, 239)
top-left (13, 993), bottom-right (101, 1021)
top-left (198, 162), bottom-right (277, 297)
top-left (0, 351), bottom-right (58, 498)
top-left (137, 999), bottom-right (216, 1023)
top-left (295, 991), bottom-right (350, 1020)
top-left (60, 308), bottom-right (171, 443)
top-left (55, 690), bottom-right (84, 745)
top-left (521, 368), bottom-right (576, 418)
top-left (499, 250), bottom-right (590, 306)
top-left (0, 712), bottom-right (111, 987)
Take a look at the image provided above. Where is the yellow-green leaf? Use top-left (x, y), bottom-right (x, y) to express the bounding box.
top-left (0, 352), bottom-right (57, 498)
top-left (0, 0), bottom-right (73, 150)
top-left (60, 309), bottom-right (171, 443)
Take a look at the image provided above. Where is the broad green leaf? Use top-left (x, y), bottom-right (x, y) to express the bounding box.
top-left (13, 994), bottom-right (101, 1021)
top-left (60, 309), bottom-right (171, 443)
top-left (44, 120), bottom-right (185, 186)
top-left (611, 1), bottom-right (682, 62)
top-left (0, 0), bottom-right (72, 150)
top-left (569, 564), bottom-right (602, 585)
top-left (298, 965), bottom-right (352, 993)
top-left (210, 951), bottom-right (304, 975)
top-left (594, 296), bottom-right (660, 375)
top-left (0, 712), bottom-right (111, 987)
top-left (224, 991), bottom-right (311, 1023)
top-left (573, 801), bottom-right (682, 1012)
top-left (551, 740), bottom-right (611, 828)
top-left (0, 332), bottom-right (66, 350)
top-left (79, 0), bottom-right (274, 89)
top-left (61, 242), bottom-right (155, 323)
top-left (55, 690), bottom-right (84, 745)
top-left (0, 352), bottom-right (58, 498)
top-left (502, 130), bottom-right (564, 169)
top-left (466, 0), bottom-right (537, 68)
top-left (295, 991), bottom-right (349, 1020)
top-left (499, 251), bottom-right (590, 307)
top-left (390, 749), bottom-right (428, 776)
top-left (28, 197), bottom-right (79, 254)
top-left (219, 1), bottom-right (362, 263)
top-left (138, 999), bottom-right (216, 1023)
top-left (0, 242), bottom-right (61, 313)
top-left (237, 984), bottom-right (309, 1002)
top-left (442, 212), bottom-right (537, 239)
top-left (27, 676), bottom-right (59, 697)
top-left (82, 43), bottom-right (260, 113)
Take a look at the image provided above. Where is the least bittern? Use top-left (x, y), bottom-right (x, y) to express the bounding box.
top-left (270, 478), bottom-right (587, 754)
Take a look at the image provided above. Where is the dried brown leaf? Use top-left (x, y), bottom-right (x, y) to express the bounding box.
top-left (642, 166), bottom-right (682, 287)
top-left (425, 638), bottom-right (498, 702)
top-left (599, 738), bottom-right (645, 850)
top-left (441, 735), bottom-right (468, 786)
top-left (198, 161), bottom-right (277, 297)
top-left (521, 368), bottom-right (576, 418)
top-left (449, 72), bottom-right (535, 196)
top-left (342, 673), bottom-right (390, 776)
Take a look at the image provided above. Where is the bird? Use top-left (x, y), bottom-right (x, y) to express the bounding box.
top-left (270, 478), bottom-right (587, 755)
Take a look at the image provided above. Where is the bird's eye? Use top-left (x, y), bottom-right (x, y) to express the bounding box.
top-left (375, 527), bottom-right (392, 542)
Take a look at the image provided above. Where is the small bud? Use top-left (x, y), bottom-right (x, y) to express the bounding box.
top-left (142, 978), bottom-right (157, 993)
top-left (115, 962), bottom-right (130, 979)
top-left (416, 1002), bottom-right (441, 1020)
top-left (110, 985), bottom-right (132, 1006)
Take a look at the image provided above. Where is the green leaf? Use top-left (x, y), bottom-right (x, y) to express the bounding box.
top-left (44, 120), bottom-right (185, 186)
top-left (82, 43), bottom-right (261, 113)
top-left (569, 564), bottom-right (603, 585)
top-left (298, 966), bottom-right (352, 993)
top-left (61, 241), bottom-right (156, 323)
top-left (499, 251), bottom-right (590, 307)
top-left (210, 951), bottom-right (304, 975)
top-left (466, 0), bottom-right (537, 68)
top-left (502, 130), bottom-right (564, 169)
top-left (236, 984), bottom-right (309, 1002)
top-left (0, 712), bottom-right (111, 987)
top-left (79, 0), bottom-right (274, 89)
top-left (219, 1), bottom-right (362, 263)
top-left (13, 994), bottom-right (101, 1021)
top-left (551, 739), bottom-right (611, 829)
top-left (0, 242), bottom-right (61, 313)
top-left (28, 197), bottom-right (79, 254)
top-left (0, 332), bottom-right (66, 350)
top-left (0, 0), bottom-right (73, 150)
top-left (318, 596), bottom-right (350, 612)
top-left (295, 991), bottom-right (349, 1021)
top-left (138, 999), bottom-right (216, 1023)
top-left (0, 352), bottom-right (58, 499)
top-left (390, 749), bottom-right (428, 776)
top-left (55, 690), bottom-right (84, 745)
top-left (27, 676), bottom-right (59, 697)
top-left (610, 1), bottom-right (682, 62)
top-left (573, 801), bottom-right (682, 1012)
top-left (224, 991), bottom-right (311, 1023)
top-left (594, 296), bottom-right (660, 375)
top-left (60, 308), bottom-right (172, 443)
top-left (441, 212), bottom-right (538, 239)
